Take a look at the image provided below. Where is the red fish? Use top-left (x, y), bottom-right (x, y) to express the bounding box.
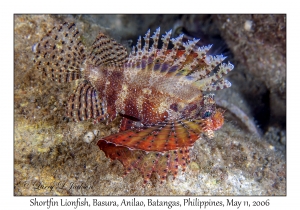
top-left (33, 22), bottom-right (234, 184)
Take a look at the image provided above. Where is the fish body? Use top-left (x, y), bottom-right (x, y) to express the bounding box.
top-left (33, 22), bottom-right (234, 183)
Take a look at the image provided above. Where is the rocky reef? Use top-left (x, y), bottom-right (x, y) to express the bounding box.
top-left (14, 14), bottom-right (286, 195)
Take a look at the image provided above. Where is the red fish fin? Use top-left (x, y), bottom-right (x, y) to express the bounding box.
top-left (66, 81), bottom-right (107, 122)
top-left (97, 140), bottom-right (190, 184)
top-left (135, 152), bottom-right (160, 184)
top-left (87, 33), bottom-right (127, 67)
top-left (100, 118), bottom-right (207, 152)
top-left (33, 22), bottom-right (86, 82)
top-left (97, 140), bottom-right (143, 175)
top-left (154, 153), bottom-right (169, 183)
top-left (155, 147), bottom-right (190, 183)
top-left (177, 147), bottom-right (190, 172)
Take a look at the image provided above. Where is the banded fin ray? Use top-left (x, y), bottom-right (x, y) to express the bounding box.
top-left (87, 33), bottom-right (128, 67)
top-left (126, 28), bottom-right (233, 91)
top-left (100, 119), bottom-right (207, 152)
top-left (66, 81), bottom-right (107, 122)
top-left (33, 22), bottom-right (86, 83)
top-left (192, 62), bottom-right (234, 91)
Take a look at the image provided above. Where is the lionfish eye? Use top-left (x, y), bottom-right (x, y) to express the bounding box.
top-left (203, 111), bottom-right (212, 118)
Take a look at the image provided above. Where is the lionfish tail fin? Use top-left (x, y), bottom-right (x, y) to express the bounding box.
top-left (66, 81), bottom-right (107, 123)
top-left (33, 22), bottom-right (86, 83)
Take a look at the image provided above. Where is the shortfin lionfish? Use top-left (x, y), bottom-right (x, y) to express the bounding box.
top-left (33, 22), bottom-right (234, 184)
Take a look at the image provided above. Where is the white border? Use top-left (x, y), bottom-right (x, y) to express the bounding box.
top-left (4, 0), bottom-right (295, 209)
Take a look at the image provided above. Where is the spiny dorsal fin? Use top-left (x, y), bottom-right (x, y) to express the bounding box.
top-left (33, 22), bottom-right (86, 83)
top-left (87, 33), bottom-right (127, 67)
top-left (142, 29), bottom-right (151, 55)
top-left (175, 45), bottom-right (213, 77)
top-left (126, 28), bottom-right (233, 92)
top-left (156, 29), bottom-right (172, 60)
top-left (192, 62), bottom-right (234, 91)
top-left (149, 27), bottom-right (160, 58)
top-left (168, 38), bottom-right (200, 74)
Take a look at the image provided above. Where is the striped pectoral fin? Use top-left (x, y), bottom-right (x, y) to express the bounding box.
top-left (33, 22), bottom-right (86, 83)
top-left (66, 81), bottom-right (107, 122)
top-left (150, 124), bottom-right (173, 151)
top-left (174, 120), bottom-right (199, 149)
top-left (100, 119), bottom-right (207, 152)
top-left (97, 140), bottom-right (191, 184)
